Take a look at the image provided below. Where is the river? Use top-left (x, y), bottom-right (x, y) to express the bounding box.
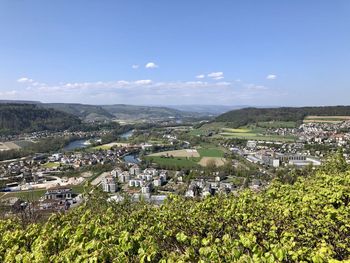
top-left (63, 139), bottom-right (91, 151)
top-left (123, 154), bottom-right (140, 164)
top-left (62, 130), bottom-right (134, 152)
top-left (120, 129), bottom-right (134, 139)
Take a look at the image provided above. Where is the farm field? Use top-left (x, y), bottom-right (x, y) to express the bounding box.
top-left (218, 126), bottom-right (296, 142)
top-left (191, 122), bottom-right (296, 142)
top-left (149, 149), bottom-right (200, 158)
top-left (144, 156), bottom-right (200, 169)
top-left (197, 147), bottom-right (225, 157)
top-left (304, 115), bottom-right (350, 123)
top-left (198, 157), bottom-right (226, 167)
top-left (219, 132), bottom-right (295, 142)
top-left (146, 146), bottom-right (227, 168)
top-left (256, 121), bottom-right (297, 128)
top-left (0, 141), bottom-right (21, 151)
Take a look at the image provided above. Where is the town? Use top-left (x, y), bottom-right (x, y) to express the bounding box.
top-left (2, 115), bottom-right (350, 216)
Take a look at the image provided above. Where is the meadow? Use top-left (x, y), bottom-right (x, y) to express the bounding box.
top-left (146, 145), bottom-right (227, 168)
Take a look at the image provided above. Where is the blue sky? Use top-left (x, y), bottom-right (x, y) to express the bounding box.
top-left (0, 0), bottom-right (349, 106)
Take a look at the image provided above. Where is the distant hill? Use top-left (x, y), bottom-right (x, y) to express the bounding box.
top-left (215, 106), bottom-right (350, 127)
top-left (0, 101), bottom-right (212, 122)
top-left (42, 103), bottom-right (114, 122)
top-left (101, 104), bottom-right (196, 120)
top-left (166, 105), bottom-right (248, 115)
top-left (0, 104), bottom-right (81, 135)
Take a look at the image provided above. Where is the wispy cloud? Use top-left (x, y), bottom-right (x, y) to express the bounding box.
top-left (135, 79), bottom-right (152, 85)
top-left (17, 77), bottom-right (34, 83)
top-left (266, 74), bottom-right (277, 80)
top-left (0, 90), bottom-right (18, 97)
top-left (131, 64), bottom-right (139, 69)
top-left (145, 62), bottom-right (158, 69)
top-left (208, 72), bottom-right (224, 80)
top-left (196, 74), bottom-right (205, 79)
top-left (14, 76), bottom-right (276, 105)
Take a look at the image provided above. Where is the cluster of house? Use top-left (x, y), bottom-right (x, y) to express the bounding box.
top-left (101, 165), bottom-right (168, 197)
top-left (267, 122), bottom-right (350, 147)
top-left (184, 173), bottom-right (261, 198)
top-left (47, 147), bottom-right (133, 168)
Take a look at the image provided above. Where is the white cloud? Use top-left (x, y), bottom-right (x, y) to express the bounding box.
top-left (0, 90), bottom-right (18, 96)
top-left (17, 77), bottom-right (34, 83)
top-left (132, 64), bottom-right (139, 69)
top-left (208, 72), bottom-right (224, 80)
top-left (266, 74), bottom-right (277, 80)
top-left (216, 81), bottom-right (231, 86)
top-left (145, 62), bottom-right (158, 69)
top-left (196, 74), bottom-right (205, 79)
top-left (134, 79), bottom-right (152, 85)
top-left (13, 76), bottom-right (275, 105)
top-left (245, 83), bottom-right (268, 91)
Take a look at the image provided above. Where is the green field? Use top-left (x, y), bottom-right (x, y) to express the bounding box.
top-left (145, 156), bottom-right (200, 168)
top-left (197, 147), bottom-right (225, 157)
top-left (257, 121), bottom-right (297, 128)
top-left (191, 122), bottom-right (295, 142)
top-left (41, 162), bottom-right (60, 168)
top-left (303, 116), bottom-right (350, 123)
top-left (219, 133), bottom-right (295, 142)
top-left (0, 185), bottom-right (85, 202)
top-left (145, 144), bottom-right (226, 168)
top-left (221, 128), bottom-right (251, 133)
top-left (0, 189), bottom-right (46, 201)
top-left (91, 145), bottom-right (113, 150)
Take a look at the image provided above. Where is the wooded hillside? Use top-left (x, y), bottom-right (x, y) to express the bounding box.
top-left (215, 106), bottom-right (350, 127)
top-left (0, 104), bottom-right (81, 135)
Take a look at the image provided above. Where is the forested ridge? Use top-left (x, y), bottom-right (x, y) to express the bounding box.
top-left (0, 154), bottom-right (349, 262)
top-left (215, 106), bottom-right (350, 127)
top-left (0, 104), bottom-right (81, 135)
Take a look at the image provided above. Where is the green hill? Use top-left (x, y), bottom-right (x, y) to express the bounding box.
top-left (43, 103), bottom-right (114, 122)
top-left (215, 106), bottom-right (350, 127)
top-left (101, 104), bottom-right (191, 120)
top-left (0, 104), bottom-right (81, 135)
top-left (0, 154), bottom-right (348, 262)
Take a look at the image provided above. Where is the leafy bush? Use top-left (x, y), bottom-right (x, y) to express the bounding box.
top-left (0, 155), bottom-right (349, 262)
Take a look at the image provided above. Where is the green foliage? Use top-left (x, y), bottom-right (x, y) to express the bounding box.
top-left (216, 106), bottom-right (350, 127)
top-left (0, 104), bottom-right (80, 135)
top-left (0, 155), bottom-right (349, 262)
top-left (197, 148), bottom-right (224, 157)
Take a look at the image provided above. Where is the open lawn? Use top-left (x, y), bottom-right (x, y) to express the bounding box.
top-left (197, 147), bottom-right (225, 157)
top-left (0, 189), bottom-right (46, 201)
